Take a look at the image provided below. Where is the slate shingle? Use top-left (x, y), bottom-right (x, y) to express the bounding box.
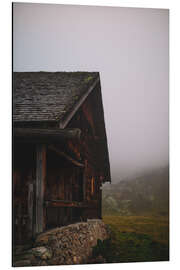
top-left (13, 72), bottom-right (99, 123)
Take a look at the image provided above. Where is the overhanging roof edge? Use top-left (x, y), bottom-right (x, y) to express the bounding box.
top-left (59, 76), bottom-right (100, 129)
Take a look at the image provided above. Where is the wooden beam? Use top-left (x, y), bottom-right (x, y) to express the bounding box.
top-left (35, 144), bottom-right (46, 235)
top-left (45, 200), bottom-right (98, 209)
top-left (14, 128), bottom-right (81, 143)
top-left (45, 200), bottom-right (84, 208)
top-left (99, 185), bottom-right (102, 219)
top-left (48, 145), bottom-right (84, 168)
top-left (59, 76), bottom-right (100, 128)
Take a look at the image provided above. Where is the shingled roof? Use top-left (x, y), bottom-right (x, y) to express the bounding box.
top-left (13, 72), bottom-right (99, 127)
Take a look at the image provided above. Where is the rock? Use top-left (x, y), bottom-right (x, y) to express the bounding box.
top-left (38, 260), bottom-right (48, 266)
top-left (31, 246), bottom-right (52, 260)
top-left (61, 236), bottom-right (68, 242)
top-left (66, 258), bottom-right (73, 265)
top-left (53, 248), bottom-right (63, 257)
top-left (13, 219), bottom-right (109, 266)
top-left (35, 228), bottom-right (60, 245)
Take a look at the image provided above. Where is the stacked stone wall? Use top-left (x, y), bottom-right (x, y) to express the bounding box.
top-left (13, 219), bottom-right (109, 267)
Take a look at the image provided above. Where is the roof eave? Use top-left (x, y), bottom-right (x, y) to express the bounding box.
top-left (59, 76), bottom-right (100, 129)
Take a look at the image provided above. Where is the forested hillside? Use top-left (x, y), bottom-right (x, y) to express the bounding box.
top-left (102, 167), bottom-right (169, 216)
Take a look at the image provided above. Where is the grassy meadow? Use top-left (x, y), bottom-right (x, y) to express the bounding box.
top-left (91, 215), bottom-right (169, 263)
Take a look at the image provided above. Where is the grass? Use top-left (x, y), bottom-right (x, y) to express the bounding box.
top-left (103, 215), bottom-right (169, 244)
top-left (91, 215), bottom-right (169, 263)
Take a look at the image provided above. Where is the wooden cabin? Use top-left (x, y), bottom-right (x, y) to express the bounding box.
top-left (13, 72), bottom-right (111, 245)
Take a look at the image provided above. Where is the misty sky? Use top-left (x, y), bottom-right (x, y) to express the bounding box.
top-left (13, 3), bottom-right (169, 181)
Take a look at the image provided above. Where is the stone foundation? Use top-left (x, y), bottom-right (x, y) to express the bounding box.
top-left (13, 219), bottom-right (109, 267)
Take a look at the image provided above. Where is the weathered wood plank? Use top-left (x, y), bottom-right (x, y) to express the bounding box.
top-left (99, 185), bottom-right (102, 219)
top-left (45, 200), bottom-right (98, 209)
top-left (45, 200), bottom-right (85, 208)
top-left (14, 128), bottom-right (81, 143)
top-left (35, 144), bottom-right (46, 234)
top-left (27, 182), bottom-right (34, 238)
top-left (48, 145), bottom-right (84, 168)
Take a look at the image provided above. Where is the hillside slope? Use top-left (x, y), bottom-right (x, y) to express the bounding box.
top-left (102, 167), bottom-right (169, 216)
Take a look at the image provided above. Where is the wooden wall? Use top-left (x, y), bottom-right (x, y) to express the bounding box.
top-left (13, 143), bottom-right (36, 245)
top-left (44, 148), bottom-right (84, 229)
top-left (13, 83), bottom-right (109, 244)
top-left (66, 84), bottom-right (106, 219)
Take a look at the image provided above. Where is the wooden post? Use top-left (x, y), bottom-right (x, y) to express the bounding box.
top-left (35, 144), bottom-right (46, 235)
top-left (27, 182), bottom-right (34, 239)
top-left (83, 160), bottom-right (87, 202)
top-left (99, 184), bottom-right (102, 219)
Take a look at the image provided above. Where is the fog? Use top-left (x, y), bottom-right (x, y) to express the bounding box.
top-left (13, 3), bottom-right (169, 182)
